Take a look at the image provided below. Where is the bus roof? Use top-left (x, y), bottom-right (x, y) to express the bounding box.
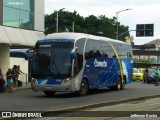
top-left (41, 32), bottom-right (129, 45)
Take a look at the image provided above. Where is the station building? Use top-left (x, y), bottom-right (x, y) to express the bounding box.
top-left (132, 39), bottom-right (160, 68)
top-left (0, 0), bottom-right (44, 74)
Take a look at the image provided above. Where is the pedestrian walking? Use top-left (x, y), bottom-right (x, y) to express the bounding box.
top-left (6, 68), bottom-right (13, 93)
top-left (155, 68), bottom-right (160, 86)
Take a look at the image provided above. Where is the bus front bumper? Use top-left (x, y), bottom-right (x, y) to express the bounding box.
top-left (31, 82), bottom-right (78, 92)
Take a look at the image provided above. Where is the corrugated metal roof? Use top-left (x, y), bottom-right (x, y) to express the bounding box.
top-left (0, 26), bottom-right (44, 46)
top-left (144, 39), bottom-right (160, 45)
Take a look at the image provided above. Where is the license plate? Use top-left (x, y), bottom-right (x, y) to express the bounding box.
top-left (45, 86), bottom-right (53, 90)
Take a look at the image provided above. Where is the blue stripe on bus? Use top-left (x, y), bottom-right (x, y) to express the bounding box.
top-left (121, 58), bottom-right (133, 84)
top-left (82, 58), bottom-right (119, 89)
top-left (37, 39), bottom-right (74, 43)
top-left (10, 51), bottom-right (28, 60)
top-left (82, 58), bottom-right (133, 89)
top-left (93, 60), bottom-right (118, 88)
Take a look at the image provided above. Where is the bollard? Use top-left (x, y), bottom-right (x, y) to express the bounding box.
top-left (26, 74), bottom-right (28, 87)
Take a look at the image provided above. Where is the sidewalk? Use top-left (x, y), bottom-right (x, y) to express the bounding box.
top-left (13, 82), bottom-right (31, 91)
top-left (0, 82), bottom-right (31, 94)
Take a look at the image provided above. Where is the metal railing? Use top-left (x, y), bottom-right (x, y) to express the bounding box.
top-left (18, 73), bottom-right (31, 87)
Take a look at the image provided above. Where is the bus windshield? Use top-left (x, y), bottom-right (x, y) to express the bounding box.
top-left (32, 42), bottom-right (74, 78)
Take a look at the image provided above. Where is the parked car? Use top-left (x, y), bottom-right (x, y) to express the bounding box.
top-left (133, 68), bottom-right (143, 81)
top-left (139, 68), bottom-right (145, 77)
top-left (143, 68), bottom-right (159, 83)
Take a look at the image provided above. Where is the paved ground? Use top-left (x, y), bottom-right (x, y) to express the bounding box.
top-left (1, 81), bottom-right (160, 112)
top-left (26, 97), bottom-right (160, 120)
top-left (1, 81), bottom-right (160, 120)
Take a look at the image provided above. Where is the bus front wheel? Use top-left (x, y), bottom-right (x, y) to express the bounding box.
top-left (44, 91), bottom-right (56, 97)
top-left (76, 80), bottom-right (88, 96)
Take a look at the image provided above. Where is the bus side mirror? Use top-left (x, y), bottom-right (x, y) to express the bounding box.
top-left (70, 47), bottom-right (78, 59)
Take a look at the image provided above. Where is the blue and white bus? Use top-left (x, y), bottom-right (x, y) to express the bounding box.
top-left (31, 33), bottom-right (133, 96)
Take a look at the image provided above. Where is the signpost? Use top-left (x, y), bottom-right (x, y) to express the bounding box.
top-left (136, 24), bottom-right (154, 37)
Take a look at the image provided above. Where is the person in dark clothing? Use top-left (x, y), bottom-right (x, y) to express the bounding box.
top-left (12, 65), bottom-right (18, 87)
top-left (155, 69), bottom-right (160, 86)
top-left (144, 68), bottom-right (148, 83)
top-left (0, 68), bottom-right (5, 93)
top-left (6, 68), bottom-right (13, 93)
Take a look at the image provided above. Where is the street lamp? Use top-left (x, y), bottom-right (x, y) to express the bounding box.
top-left (72, 21), bottom-right (75, 32)
top-left (116, 8), bottom-right (132, 39)
top-left (56, 8), bottom-right (65, 33)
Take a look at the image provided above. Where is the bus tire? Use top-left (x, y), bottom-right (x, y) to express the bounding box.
top-left (76, 80), bottom-right (88, 96)
top-left (110, 77), bottom-right (124, 91)
top-left (116, 77), bottom-right (121, 90)
top-left (44, 91), bottom-right (56, 97)
top-left (120, 78), bottom-right (125, 90)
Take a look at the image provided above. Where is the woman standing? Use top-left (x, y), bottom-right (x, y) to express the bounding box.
top-left (12, 65), bottom-right (18, 87)
top-left (6, 68), bottom-right (13, 93)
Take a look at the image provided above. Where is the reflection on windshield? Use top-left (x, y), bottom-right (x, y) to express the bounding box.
top-left (32, 42), bottom-right (73, 78)
top-left (50, 48), bottom-right (72, 75)
top-left (133, 69), bottom-right (140, 73)
top-left (148, 69), bottom-right (155, 75)
top-left (33, 47), bottom-right (51, 73)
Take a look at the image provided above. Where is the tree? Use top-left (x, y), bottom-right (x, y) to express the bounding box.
top-left (45, 11), bottom-right (130, 41)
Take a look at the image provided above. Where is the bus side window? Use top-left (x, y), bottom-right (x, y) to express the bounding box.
top-left (85, 39), bottom-right (94, 60)
top-left (112, 55), bottom-right (116, 58)
top-left (75, 39), bottom-right (86, 75)
top-left (93, 41), bottom-right (102, 58)
top-left (102, 42), bottom-right (108, 58)
top-left (127, 52), bottom-right (132, 60)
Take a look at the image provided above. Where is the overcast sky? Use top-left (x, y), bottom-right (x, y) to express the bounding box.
top-left (45, 0), bottom-right (160, 45)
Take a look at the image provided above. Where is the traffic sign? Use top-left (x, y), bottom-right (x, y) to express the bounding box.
top-left (136, 24), bottom-right (154, 37)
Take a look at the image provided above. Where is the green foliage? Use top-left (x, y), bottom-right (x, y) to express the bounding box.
top-left (45, 10), bottom-right (130, 41)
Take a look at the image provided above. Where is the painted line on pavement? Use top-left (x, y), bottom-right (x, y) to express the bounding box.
top-left (42, 94), bottom-right (160, 116)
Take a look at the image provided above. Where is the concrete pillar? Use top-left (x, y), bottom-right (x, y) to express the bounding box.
top-left (34, 0), bottom-right (44, 31)
top-left (0, 44), bottom-right (10, 78)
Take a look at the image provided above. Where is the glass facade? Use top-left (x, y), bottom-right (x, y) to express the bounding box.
top-left (3, 0), bottom-right (34, 30)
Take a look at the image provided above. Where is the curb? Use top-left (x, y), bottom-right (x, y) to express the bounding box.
top-left (43, 94), bottom-right (160, 116)
top-left (13, 83), bottom-right (31, 91)
top-left (13, 87), bottom-right (31, 91)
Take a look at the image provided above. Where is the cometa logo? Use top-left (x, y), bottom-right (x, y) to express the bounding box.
top-left (94, 59), bottom-right (107, 67)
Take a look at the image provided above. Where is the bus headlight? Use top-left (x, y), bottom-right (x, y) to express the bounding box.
top-left (61, 78), bottom-right (70, 83)
top-left (32, 78), bottom-right (38, 84)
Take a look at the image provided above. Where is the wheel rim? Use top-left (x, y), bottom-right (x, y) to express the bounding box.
top-left (117, 77), bottom-right (121, 90)
top-left (121, 80), bottom-right (125, 89)
top-left (118, 81), bottom-right (121, 90)
top-left (80, 81), bottom-right (88, 95)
